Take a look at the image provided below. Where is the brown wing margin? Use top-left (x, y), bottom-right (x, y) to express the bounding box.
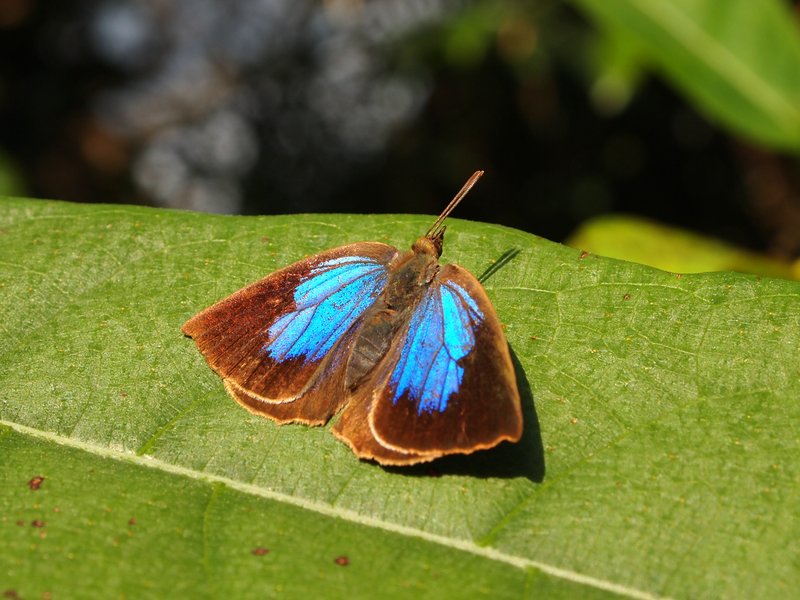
top-left (182, 242), bottom-right (398, 424)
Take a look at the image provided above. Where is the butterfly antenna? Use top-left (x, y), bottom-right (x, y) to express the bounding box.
top-left (426, 170), bottom-right (484, 239)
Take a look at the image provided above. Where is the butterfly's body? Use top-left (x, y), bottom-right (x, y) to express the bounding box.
top-left (346, 242), bottom-right (436, 391)
top-left (183, 172), bottom-right (523, 465)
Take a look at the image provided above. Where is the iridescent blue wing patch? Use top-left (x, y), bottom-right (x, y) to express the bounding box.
top-left (264, 255), bottom-right (389, 363)
top-left (182, 242), bottom-right (398, 422)
top-left (388, 280), bottom-right (483, 414)
top-left (364, 264), bottom-right (522, 457)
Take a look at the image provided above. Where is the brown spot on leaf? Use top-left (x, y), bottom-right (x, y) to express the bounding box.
top-left (579, 250), bottom-right (589, 259)
top-left (3, 589), bottom-right (19, 599)
top-left (15, 520), bottom-right (24, 527)
top-left (334, 555), bottom-right (349, 566)
top-left (252, 547), bottom-right (270, 556)
top-left (529, 335), bottom-right (538, 341)
top-left (623, 293), bottom-right (631, 301)
top-left (28, 476), bottom-right (45, 490)
top-left (128, 518), bottom-right (137, 526)
top-left (31, 520), bottom-right (46, 528)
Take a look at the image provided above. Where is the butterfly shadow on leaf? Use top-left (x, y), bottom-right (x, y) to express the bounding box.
top-left (385, 247), bottom-right (545, 482)
top-left (477, 247), bottom-right (521, 285)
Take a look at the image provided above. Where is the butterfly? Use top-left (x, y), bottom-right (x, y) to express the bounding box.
top-left (182, 171), bottom-right (522, 465)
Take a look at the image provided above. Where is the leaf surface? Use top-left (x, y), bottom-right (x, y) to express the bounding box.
top-left (1, 198), bottom-right (799, 599)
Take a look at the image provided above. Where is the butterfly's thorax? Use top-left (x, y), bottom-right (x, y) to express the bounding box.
top-left (344, 243), bottom-right (439, 391)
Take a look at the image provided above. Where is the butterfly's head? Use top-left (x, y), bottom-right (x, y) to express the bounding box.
top-left (413, 230), bottom-right (445, 258)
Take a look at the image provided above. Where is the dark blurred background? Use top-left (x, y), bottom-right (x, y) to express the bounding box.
top-left (1, 0), bottom-right (799, 258)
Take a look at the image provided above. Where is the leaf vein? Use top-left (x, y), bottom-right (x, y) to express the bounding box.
top-left (0, 418), bottom-right (667, 600)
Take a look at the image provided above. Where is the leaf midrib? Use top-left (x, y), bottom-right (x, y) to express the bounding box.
top-left (0, 418), bottom-right (663, 600)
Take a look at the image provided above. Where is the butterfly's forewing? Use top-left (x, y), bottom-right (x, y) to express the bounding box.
top-left (366, 263), bottom-right (522, 460)
top-left (182, 242), bottom-right (398, 424)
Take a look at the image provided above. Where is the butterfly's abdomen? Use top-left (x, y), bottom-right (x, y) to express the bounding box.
top-left (345, 308), bottom-right (401, 391)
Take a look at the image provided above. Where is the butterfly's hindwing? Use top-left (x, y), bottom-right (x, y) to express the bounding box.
top-left (182, 242), bottom-right (397, 422)
top-left (331, 363), bottom-right (434, 465)
top-left (368, 264), bottom-right (522, 457)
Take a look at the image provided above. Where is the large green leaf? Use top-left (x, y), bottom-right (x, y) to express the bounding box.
top-left (574, 0), bottom-right (800, 151)
top-left (1, 198), bottom-right (798, 599)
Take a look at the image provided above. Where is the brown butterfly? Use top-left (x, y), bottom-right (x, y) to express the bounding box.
top-left (183, 171), bottom-right (522, 465)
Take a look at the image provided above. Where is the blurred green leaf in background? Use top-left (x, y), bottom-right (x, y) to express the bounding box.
top-left (574, 0), bottom-right (800, 151)
top-left (568, 215), bottom-right (800, 279)
top-left (565, 0), bottom-right (800, 270)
